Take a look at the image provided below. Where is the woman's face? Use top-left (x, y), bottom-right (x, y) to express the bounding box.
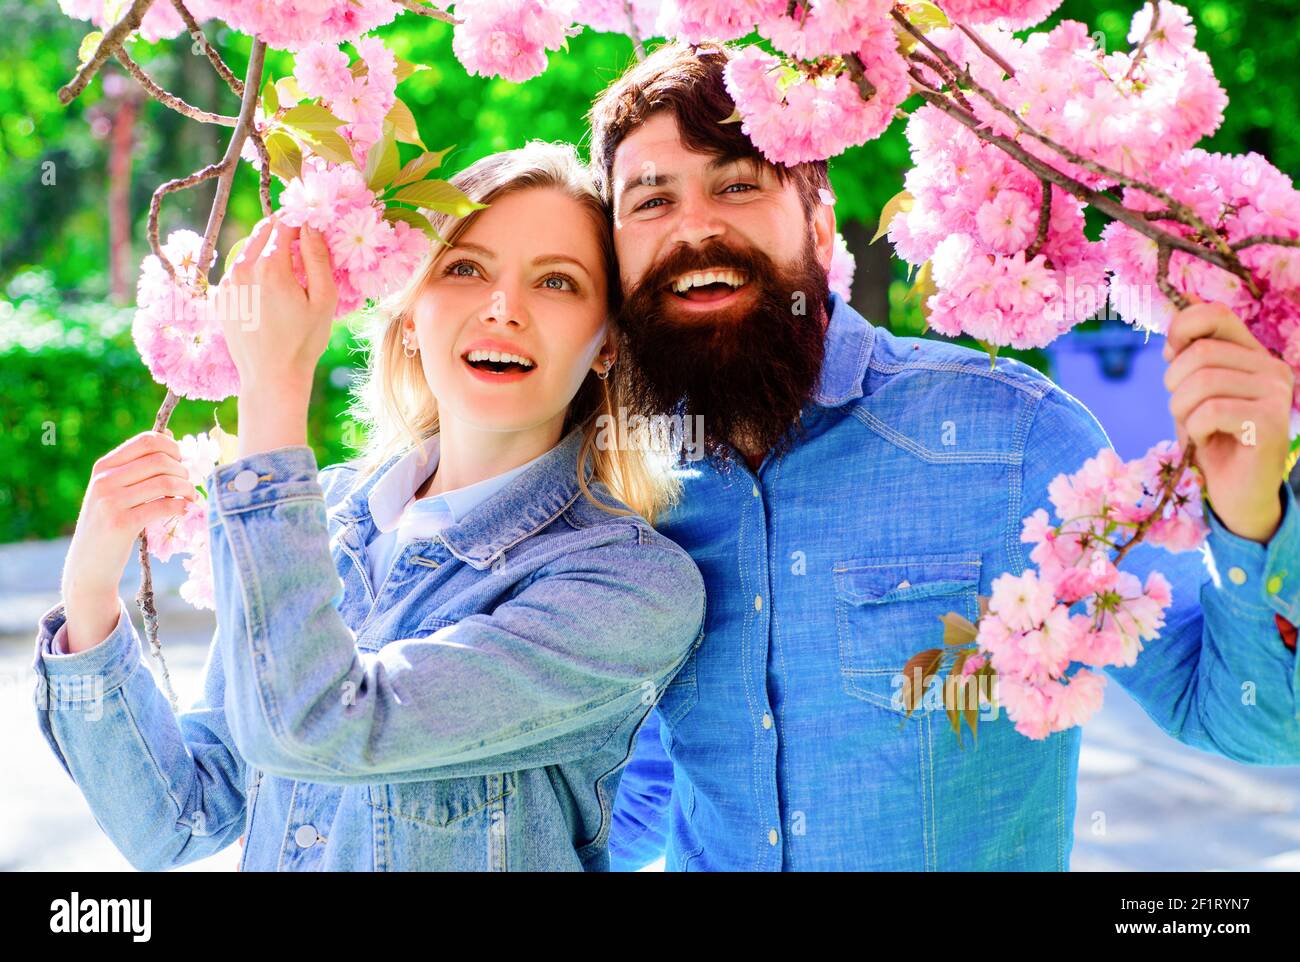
top-left (406, 186), bottom-right (613, 436)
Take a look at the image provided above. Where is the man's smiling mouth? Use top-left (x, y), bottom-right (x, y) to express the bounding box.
top-left (669, 268), bottom-right (750, 303)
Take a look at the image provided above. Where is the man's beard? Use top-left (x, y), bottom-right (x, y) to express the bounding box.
top-left (615, 235), bottom-right (829, 466)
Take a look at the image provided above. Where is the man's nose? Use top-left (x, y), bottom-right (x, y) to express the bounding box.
top-left (670, 195), bottom-right (726, 248)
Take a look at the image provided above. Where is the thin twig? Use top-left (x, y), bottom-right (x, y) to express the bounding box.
top-left (248, 129), bottom-right (273, 216)
top-left (1112, 441), bottom-right (1197, 565)
top-left (1231, 234), bottom-right (1300, 252)
top-left (843, 52), bottom-right (878, 101)
top-left (147, 163), bottom-right (224, 280)
top-left (59, 0), bottom-right (157, 104)
top-left (908, 86), bottom-right (1255, 290)
top-left (624, 1), bottom-right (645, 62)
top-left (1122, 0), bottom-right (1161, 84)
top-left (890, 8), bottom-right (1257, 295)
top-left (171, 0), bottom-right (243, 97)
top-left (396, 0), bottom-right (458, 24)
top-left (1026, 178), bottom-right (1053, 261)
top-left (115, 47), bottom-right (238, 125)
top-left (1155, 243), bottom-right (1192, 311)
top-left (133, 41), bottom-right (268, 713)
top-left (956, 22), bottom-right (1016, 79)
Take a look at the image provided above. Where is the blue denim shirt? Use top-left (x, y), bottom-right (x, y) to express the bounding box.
top-left (32, 425), bottom-right (706, 871)
top-left (610, 292), bottom-right (1300, 871)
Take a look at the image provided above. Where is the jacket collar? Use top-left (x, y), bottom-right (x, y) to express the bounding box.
top-left (329, 426), bottom-right (589, 571)
top-left (809, 291), bottom-right (876, 409)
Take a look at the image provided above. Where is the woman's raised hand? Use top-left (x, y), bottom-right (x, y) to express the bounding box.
top-left (218, 211), bottom-right (338, 400)
top-left (61, 430), bottom-right (198, 653)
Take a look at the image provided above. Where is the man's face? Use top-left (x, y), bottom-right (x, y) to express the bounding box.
top-left (607, 111), bottom-right (839, 461)
top-left (611, 112), bottom-right (834, 301)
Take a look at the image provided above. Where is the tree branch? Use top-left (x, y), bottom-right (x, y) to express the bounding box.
top-left (60, 0), bottom-right (158, 103)
top-left (115, 47), bottom-right (238, 125)
top-left (1026, 178), bottom-right (1053, 261)
top-left (171, 0), bottom-right (244, 97)
top-left (396, 0), bottom-right (458, 25)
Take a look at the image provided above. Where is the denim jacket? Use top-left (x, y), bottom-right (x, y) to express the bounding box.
top-left (33, 424), bottom-right (706, 871)
top-left (611, 292), bottom-right (1300, 871)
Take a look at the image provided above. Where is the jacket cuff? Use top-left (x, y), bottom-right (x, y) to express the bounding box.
top-left (206, 445), bottom-right (323, 517)
top-left (34, 597), bottom-right (141, 704)
top-left (1203, 481), bottom-right (1300, 626)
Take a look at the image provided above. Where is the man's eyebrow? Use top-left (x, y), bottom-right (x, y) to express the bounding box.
top-left (618, 155), bottom-right (767, 202)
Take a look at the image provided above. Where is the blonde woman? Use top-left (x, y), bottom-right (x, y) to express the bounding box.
top-left (34, 142), bottom-right (706, 871)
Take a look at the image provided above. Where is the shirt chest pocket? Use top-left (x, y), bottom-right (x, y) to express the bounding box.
top-left (833, 553), bottom-right (982, 716)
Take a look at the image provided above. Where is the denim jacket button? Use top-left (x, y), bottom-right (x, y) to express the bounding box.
top-left (232, 468), bottom-right (260, 493)
top-left (294, 824), bottom-right (318, 848)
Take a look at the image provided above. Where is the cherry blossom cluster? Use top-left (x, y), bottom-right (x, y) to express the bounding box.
top-left (143, 425), bottom-right (238, 610)
top-left (975, 441), bottom-right (1207, 738)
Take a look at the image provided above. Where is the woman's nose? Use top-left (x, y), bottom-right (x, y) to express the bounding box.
top-left (480, 285), bottom-right (526, 327)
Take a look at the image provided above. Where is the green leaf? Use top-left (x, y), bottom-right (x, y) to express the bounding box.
top-left (907, 1), bottom-right (951, 31)
top-left (392, 146), bottom-right (455, 189)
top-left (390, 179), bottom-right (488, 217)
top-left (265, 131), bottom-right (303, 184)
top-left (296, 128), bottom-right (355, 166)
top-left (719, 108), bottom-right (743, 124)
top-left (872, 189), bottom-right (913, 244)
top-left (901, 647), bottom-right (943, 718)
top-left (383, 205), bottom-right (439, 240)
top-left (385, 98), bottom-right (426, 149)
top-left (281, 103), bottom-right (346, 134)
top-left (262, 78), bottom-right (279, 116)
top-left (223, 236), bottom-right (248, 278)
top-left (940, 610), bottom-right (978, 646)
top-left (365, 125), bottom-right (401, 192)
top-left (275, 76), bottom-right (305, 109)
top-left (77, 31), bottom-right (103, 67)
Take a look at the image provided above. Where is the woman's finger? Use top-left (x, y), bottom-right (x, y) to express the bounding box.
top-left (300, 226), bottom-right (337, 310)
top-left (113, 473), bottom-right (199, 512)
top-left (103, 449), bottom-right (192, 491)
top-left (260, 220), bottom-right (298, 283)
top-left (94, 431), bottom-right (182, 472)
top-left (231, 216), bottom-right (276, 282)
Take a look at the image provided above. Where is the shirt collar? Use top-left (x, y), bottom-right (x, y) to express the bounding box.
top-left (331, 426), bottom-right (590, 571)
top-left (367, 435), bottom-right (550, 535)
top-left (809, 291), bottom-right (876, 409)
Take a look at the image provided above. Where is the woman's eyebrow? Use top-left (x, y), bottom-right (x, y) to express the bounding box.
top-left (450, 241), bottom-right (495, 258)
top-left (533, 254), bottom-right (592, 278)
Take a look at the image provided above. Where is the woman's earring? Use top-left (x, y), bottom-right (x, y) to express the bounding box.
top-left (402, 331), bottom-right (418, 359)
top-left (597, 357), bottom-right (613, 380)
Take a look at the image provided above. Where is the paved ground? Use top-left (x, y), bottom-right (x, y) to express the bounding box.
top-left (4, 535), bottom-right (1300, 872)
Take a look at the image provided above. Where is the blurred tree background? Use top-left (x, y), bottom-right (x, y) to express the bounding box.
top-left (0, 0), bottom-right (1296, 541)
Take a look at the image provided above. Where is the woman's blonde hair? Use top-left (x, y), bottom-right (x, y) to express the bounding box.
top-left (347, 141), bottom-right (682, 525)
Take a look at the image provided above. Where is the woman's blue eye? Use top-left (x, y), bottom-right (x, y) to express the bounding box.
top-left (542, 274), bottom-right (575, 291)
top-left (447, 260), bottom-right (480, 277)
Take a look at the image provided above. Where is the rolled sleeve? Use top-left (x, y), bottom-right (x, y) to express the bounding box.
top-left (1202, 481), bottom-right (1300, 628)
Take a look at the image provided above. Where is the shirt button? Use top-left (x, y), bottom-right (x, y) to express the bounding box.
top-left (754, 594), bottom-right (763, 611)
top-left (231, 468), bottom-right (260, 492)
top-left (1228, 566), bottom-right (1247, 586)
top-left (762, 712), bottom-right (773, 730)
top-left (768, 828), bottom-right (778, 846)
top-left (1268, 574), bottom-right (1284, 594)
top-left (294, 824), bottom-right (319, 848)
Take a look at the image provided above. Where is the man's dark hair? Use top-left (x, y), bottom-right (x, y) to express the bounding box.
top-left (588, 41), bottom-right (831, 218)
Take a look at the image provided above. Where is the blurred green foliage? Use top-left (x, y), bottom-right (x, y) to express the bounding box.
top-left (0, 1), bottom-right (1296, 541)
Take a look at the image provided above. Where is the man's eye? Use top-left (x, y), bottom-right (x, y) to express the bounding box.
top-left (542, 274), bottom-right (576, 292)
top-left (636, 197), bottom-right (668, 211)
top-left (723, 183), bottom-right (757, 194)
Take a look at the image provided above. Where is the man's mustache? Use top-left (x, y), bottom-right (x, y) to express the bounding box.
top-left (635, 241), bottom-right (769, 293)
